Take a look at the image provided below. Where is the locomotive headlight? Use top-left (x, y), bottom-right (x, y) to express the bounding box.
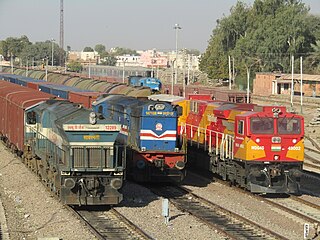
top-left (89, 112), bottom-right (97, 125)
top-left (154, 103), bottom-right (165, 110)
top-left (175, 161), bottom-right (185, 170)
top-left (136, 160), bottom-right (146, 169)
top-left (292, 139), bottom-right (297, 144)
top-left (64, 178), bottom-right (76, 189)
top-left (274, 155), bottom-right (280, 160)
top-left (256, 138), bottom-right (260, 143)
top-left (110, 178), bottom-right (122, 190)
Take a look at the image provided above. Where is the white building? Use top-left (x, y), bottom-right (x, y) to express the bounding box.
top-left (68, 51), bottom-right (100, 64)
top-left (115, 55), bottom-right (141, 67)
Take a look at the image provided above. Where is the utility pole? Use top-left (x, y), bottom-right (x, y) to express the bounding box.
top-left (174, 24), bottom-right (181, 85)
top-left (171, 60), bottom-right (175, 94)
top-left (45, 57), bottom-right (48, 81)
top-left (51, 38), bottom-right (55, 67)
top-left (246, 66), bottom-right (250, 103)
top-left (228, 56), bottom-right (232, 90)
top-left (291, 55), bottom-right (294, 109)
top-left (232, 57), bottom-right (235, 86)
top-left (300, 56), bottom-right (303, 113)
top-left (26, 58), bottom-right (28, 76)
top-left (10, 54), bottom-right (13, 74)
top-left (60, 0), bottom-right (64, 66)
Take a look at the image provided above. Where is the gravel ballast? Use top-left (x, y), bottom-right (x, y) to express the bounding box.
top-left (0, 142), bottom-right (224, 240)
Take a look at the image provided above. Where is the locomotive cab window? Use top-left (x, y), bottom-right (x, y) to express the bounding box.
top-left (237, 120), bottom-right (244, 135)
top-left (98, 105), bottom-right (103, 114)
top-left (277, 117), bottom-right (301, 134)
top-left (250, 117), bottom-right (274, 134)
top-left (27, 111), bottom-right (36, 124)
top-left (190, 101), bottom-right (199, 113)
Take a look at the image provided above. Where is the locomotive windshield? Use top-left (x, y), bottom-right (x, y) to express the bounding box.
top-left (250, 117), bottom-right (274, 134)
top-left (250, 116), bottom-right (301, 135)
top-left (277, 117), bottom-right (301, 134)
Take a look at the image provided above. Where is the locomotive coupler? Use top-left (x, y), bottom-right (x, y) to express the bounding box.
top-left (269, 166), bottom-right (281, 178)
top-left (261, 168), bottom-right (271, 187)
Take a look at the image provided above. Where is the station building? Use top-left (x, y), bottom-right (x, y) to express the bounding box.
top-left (253, 72), bottom-right (320, 97)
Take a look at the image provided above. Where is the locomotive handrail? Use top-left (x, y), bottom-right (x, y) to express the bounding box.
top-left (180, 123), bottom-right (234, 159)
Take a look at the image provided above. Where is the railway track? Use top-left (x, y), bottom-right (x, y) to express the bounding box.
top-left (304, 136), bottom-right (320, 171)
top-left (301, 170), bottom-right (320, 195)
top-left (71, 207), bottom-right (151, 240)
top-left (187, 171), bottom-right (320, 228)
top-left (305, 135), bottom-right (320, 152)
top-left (149, 184), bottom-right (288, 240)
top-left (259, 196), bottom-right (320, 223)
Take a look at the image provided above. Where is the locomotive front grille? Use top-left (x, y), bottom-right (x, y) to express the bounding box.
top-left (71, 147), bottom-right (114, 169)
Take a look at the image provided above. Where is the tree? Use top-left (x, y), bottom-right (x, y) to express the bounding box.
top-left (0, 36), bottom-right (66, 66)
top-left (186, 49), bottom-right (201, 56)
top-left (94, 44), bottom-right (106, 54)
top-left (112, 47), bottom-right (138, 56)
top-left (101, 55), bottom-right (117, 66)
top-left (67, 60), bottom-right (82, 72)
top-left (200, 0), bottom-right (320, 81)
top-left (0, 35), bottom-right (31, 61)
top-left (200, 1), bottom-right (250, 80)
top-left (83, 47), bottom-right (94, 52)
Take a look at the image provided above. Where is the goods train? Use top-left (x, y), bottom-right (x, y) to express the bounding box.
top-left (92, 94), bottom-right (186, 182)
top-left (150, 94), bottom-right (304, 194)
top-left (0, 67), bottom-right (248, 102)
top-left (1, 67), bottom-right (154, 97)
top-left (0, 81), bottom-right (125, 205)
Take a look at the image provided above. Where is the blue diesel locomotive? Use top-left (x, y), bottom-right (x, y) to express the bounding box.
top-left (128, 76), bottom-right (162, 92)
top-left (24, 100), bottom-right (125, 205)
top-left (92, 94), bottom-right (186, 182)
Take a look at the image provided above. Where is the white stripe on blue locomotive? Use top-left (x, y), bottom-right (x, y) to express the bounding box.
top-left (140, 130), bottom-right (177, 141)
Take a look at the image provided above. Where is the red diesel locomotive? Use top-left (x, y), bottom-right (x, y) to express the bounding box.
top-left (154, 94), bottom-right (304, 194)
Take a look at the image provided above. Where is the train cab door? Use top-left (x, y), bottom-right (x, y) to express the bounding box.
top-left (234, 116), bottom-right (247, 160)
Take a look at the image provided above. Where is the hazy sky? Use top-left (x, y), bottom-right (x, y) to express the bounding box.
top-left (1, 0), bottom-right (319, 53)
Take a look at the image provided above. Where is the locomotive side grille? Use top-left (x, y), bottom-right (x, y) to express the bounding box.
top-left (73, 147), bottom-right (84, 167)
top-left (72, 147), bottom-right (114, 169)
top-left (88, 148), bottom-right (101, 168)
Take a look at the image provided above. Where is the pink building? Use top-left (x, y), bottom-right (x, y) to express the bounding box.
top-left (139, 49), bottom-right (168, 68)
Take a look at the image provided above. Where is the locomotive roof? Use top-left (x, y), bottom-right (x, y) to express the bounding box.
top-left (94, 94), bottom-right (172, 110)
top-left (96, 94), bottom-right (148, 108)
top-left (148, 94), bottom-right (185, 102)
top-left (31, 100), bottom-right (120, 127)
